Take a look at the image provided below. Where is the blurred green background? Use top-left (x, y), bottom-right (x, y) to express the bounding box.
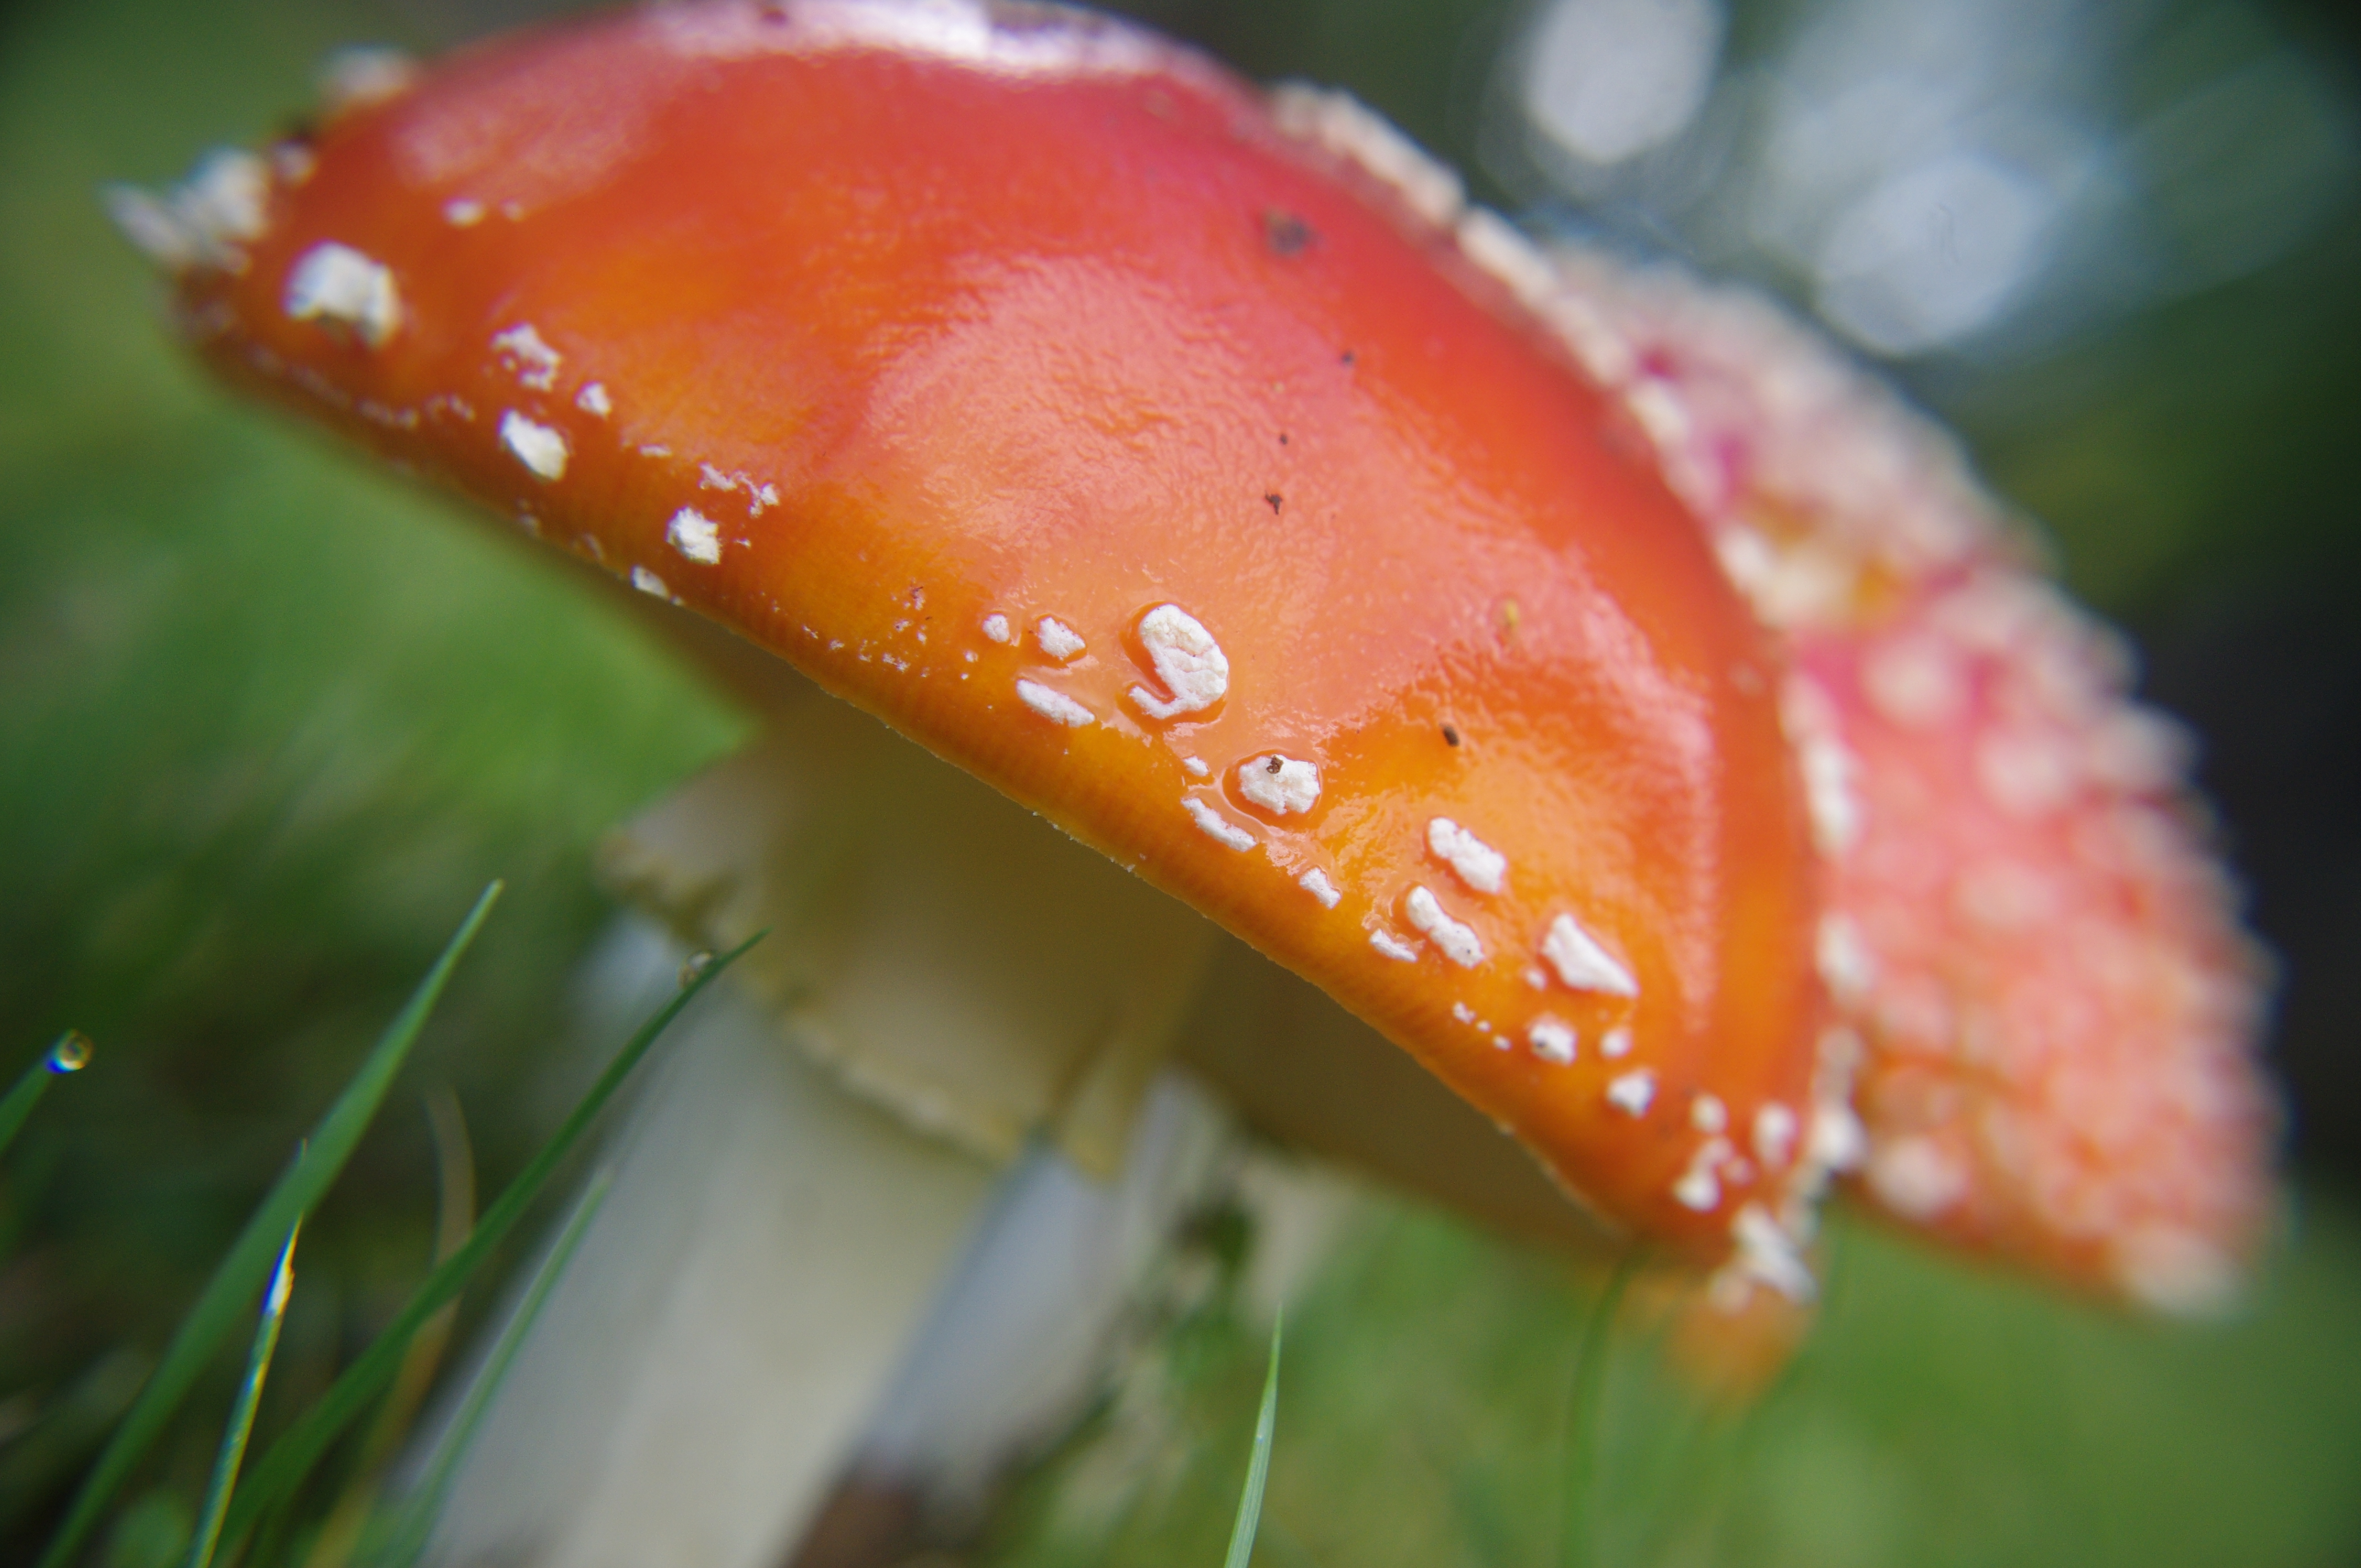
top-left (1, 0), bottom-right (2357, 1564)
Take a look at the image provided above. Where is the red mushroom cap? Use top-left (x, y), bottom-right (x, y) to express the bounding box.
top-left (118, 0), bottom-right (2271, 1306)
top-left (138, 0), bottom-right (1830, 1270)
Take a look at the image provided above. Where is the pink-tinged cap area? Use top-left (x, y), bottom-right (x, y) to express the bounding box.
top-left (1547, 252), bottom-right (2276, 1311)
top-left (119, 1), bottom-right (1842, 1272)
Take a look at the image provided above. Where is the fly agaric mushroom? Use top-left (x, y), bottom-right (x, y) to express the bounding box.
top-left (110, 0), bottom-right (2272, 1550)
top-left (122, 0), bottom-right (1843, 1275)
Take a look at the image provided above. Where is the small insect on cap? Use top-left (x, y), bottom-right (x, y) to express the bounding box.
top-left (114, 0), bottom-right (2268, 1310)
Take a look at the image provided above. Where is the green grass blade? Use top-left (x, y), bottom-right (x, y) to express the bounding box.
top-left (1558, 1250), bottom-right (1642, 1568)
top-left (36, 882), bottom-right (502, 1568)
top-left (1223, 1307), bottom-right (1285, 1568)
top-left (219, 929), bottom-right (764, 1549)
top-left (184, 1222), bottom-right (299, 1568)
top-left (0, 1031), bottom-right (94, 1163)
top-left (373, 1169), bottom-right (612, 1568)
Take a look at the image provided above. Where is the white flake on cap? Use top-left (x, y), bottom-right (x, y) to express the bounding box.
top-left (1239, 755), bottom-right (1321, 815)
top-left (1182, 798), bottom-right (1256, 851)
top-left (108, 187), bottom-right (198, 271)
top-left (1782, 674), bottom-right (1862, 857)
top-left (284, 242), bottom-right (401, 347)
top-left (1975, 726), bottom-right (2079, 820)
top-left (318, 46), bottom-right (419, 114)
top-left (576, 382), bottom-right (612, 416)
top-left (1866, 1134), bottom-right (1967, 1222)
top-left (630, 566), bottom-right (670, 599)
top-left (498, 412), bottom-right (569, 481)
top-left (1541, 913), bottom-right (1638, 997)
top-left (982, 613), bottom-right (1012, 644)
top-left (1727, 1203), bottom-right (1816, 1302)
top-left (1035, 617), bottom-right (1086, 660)
top-left (1456, 208), bottom-right (1555, 309)
top-left (1862, 633), bottom-right (1967, 729)
top-left (1798, 733), bottom-right (1861, 857)
top-left (444, 198), bottom-right (486, 227)
top-left (1427, 818), bottom-right (1506, 894)
top-left (107, 148), bottom-right (272, 274)
top-left (1180, 755), bottom-right (1210, 778)
top-left (1128, 603), bottom-right (1228, 719)
top-left (696, 463), bottom-right (779, 513)
top-left (1691, 1095), bottom-right (1728, 1134)
top-left (1753, 1103), bottom-right (1799, 1168)
top-left (1715, 529), bottom-right (1862, 631)
top-left (1953, 859), bottom-right (2061, 933)
top-left (656, 0), bottom-right (1166, 77)
top-left (1601, 1026), bottom-right (1633, 1058)
top-left (1015, 679), bottom-right (1095, 728)
top-left (491, 323), bottom-right (562, 390)
top-left (1405, 886), bottom-right (1484, 967)
top-left (1606, 1069), bottom-right (1656, 1117)
top-left (1528, 1017), bottom-right (1577, 1065)
top-left (1369, 930), bottom-right (1422, 962)
top-left (1815, 913), bottom-right (1875, 1002)
top-left (2084, 707), bottom-right (2191, 793)
top-left (1807, 1099), bottom-right (1868, 1174)
top-left (175, 149), bottom-right (271, 253)
top-left (666, 508), bottom-right (721, 564)
top-left (1269, 84), bottom-right (1465, 229)
top-left (1673, 1137), bottom-right (1734, 1211)
top-left (1298, 868), bottom-right (1341, 908)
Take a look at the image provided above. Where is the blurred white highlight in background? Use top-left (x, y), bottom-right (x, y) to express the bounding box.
top-left (1503, 0), bottom-right (2359, 358)
top-left (1813, 151), bottom-right (2061, 353)
top-left (1522, 0), bottom-right (1723, 165)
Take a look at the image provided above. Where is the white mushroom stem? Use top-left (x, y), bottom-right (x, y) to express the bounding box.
top-left (410, 665), bottom-right (1610, 1566)
top-left (421, 930), bottom-right (1007, 1568)
top-left (420, 914), bottom-right (1259, 1568)
top-left (401, 680), bottom-right (1271, 1567)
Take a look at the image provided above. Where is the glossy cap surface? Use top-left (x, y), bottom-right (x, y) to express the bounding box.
top-left (136, 0), bottom-right (1835, 1266)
